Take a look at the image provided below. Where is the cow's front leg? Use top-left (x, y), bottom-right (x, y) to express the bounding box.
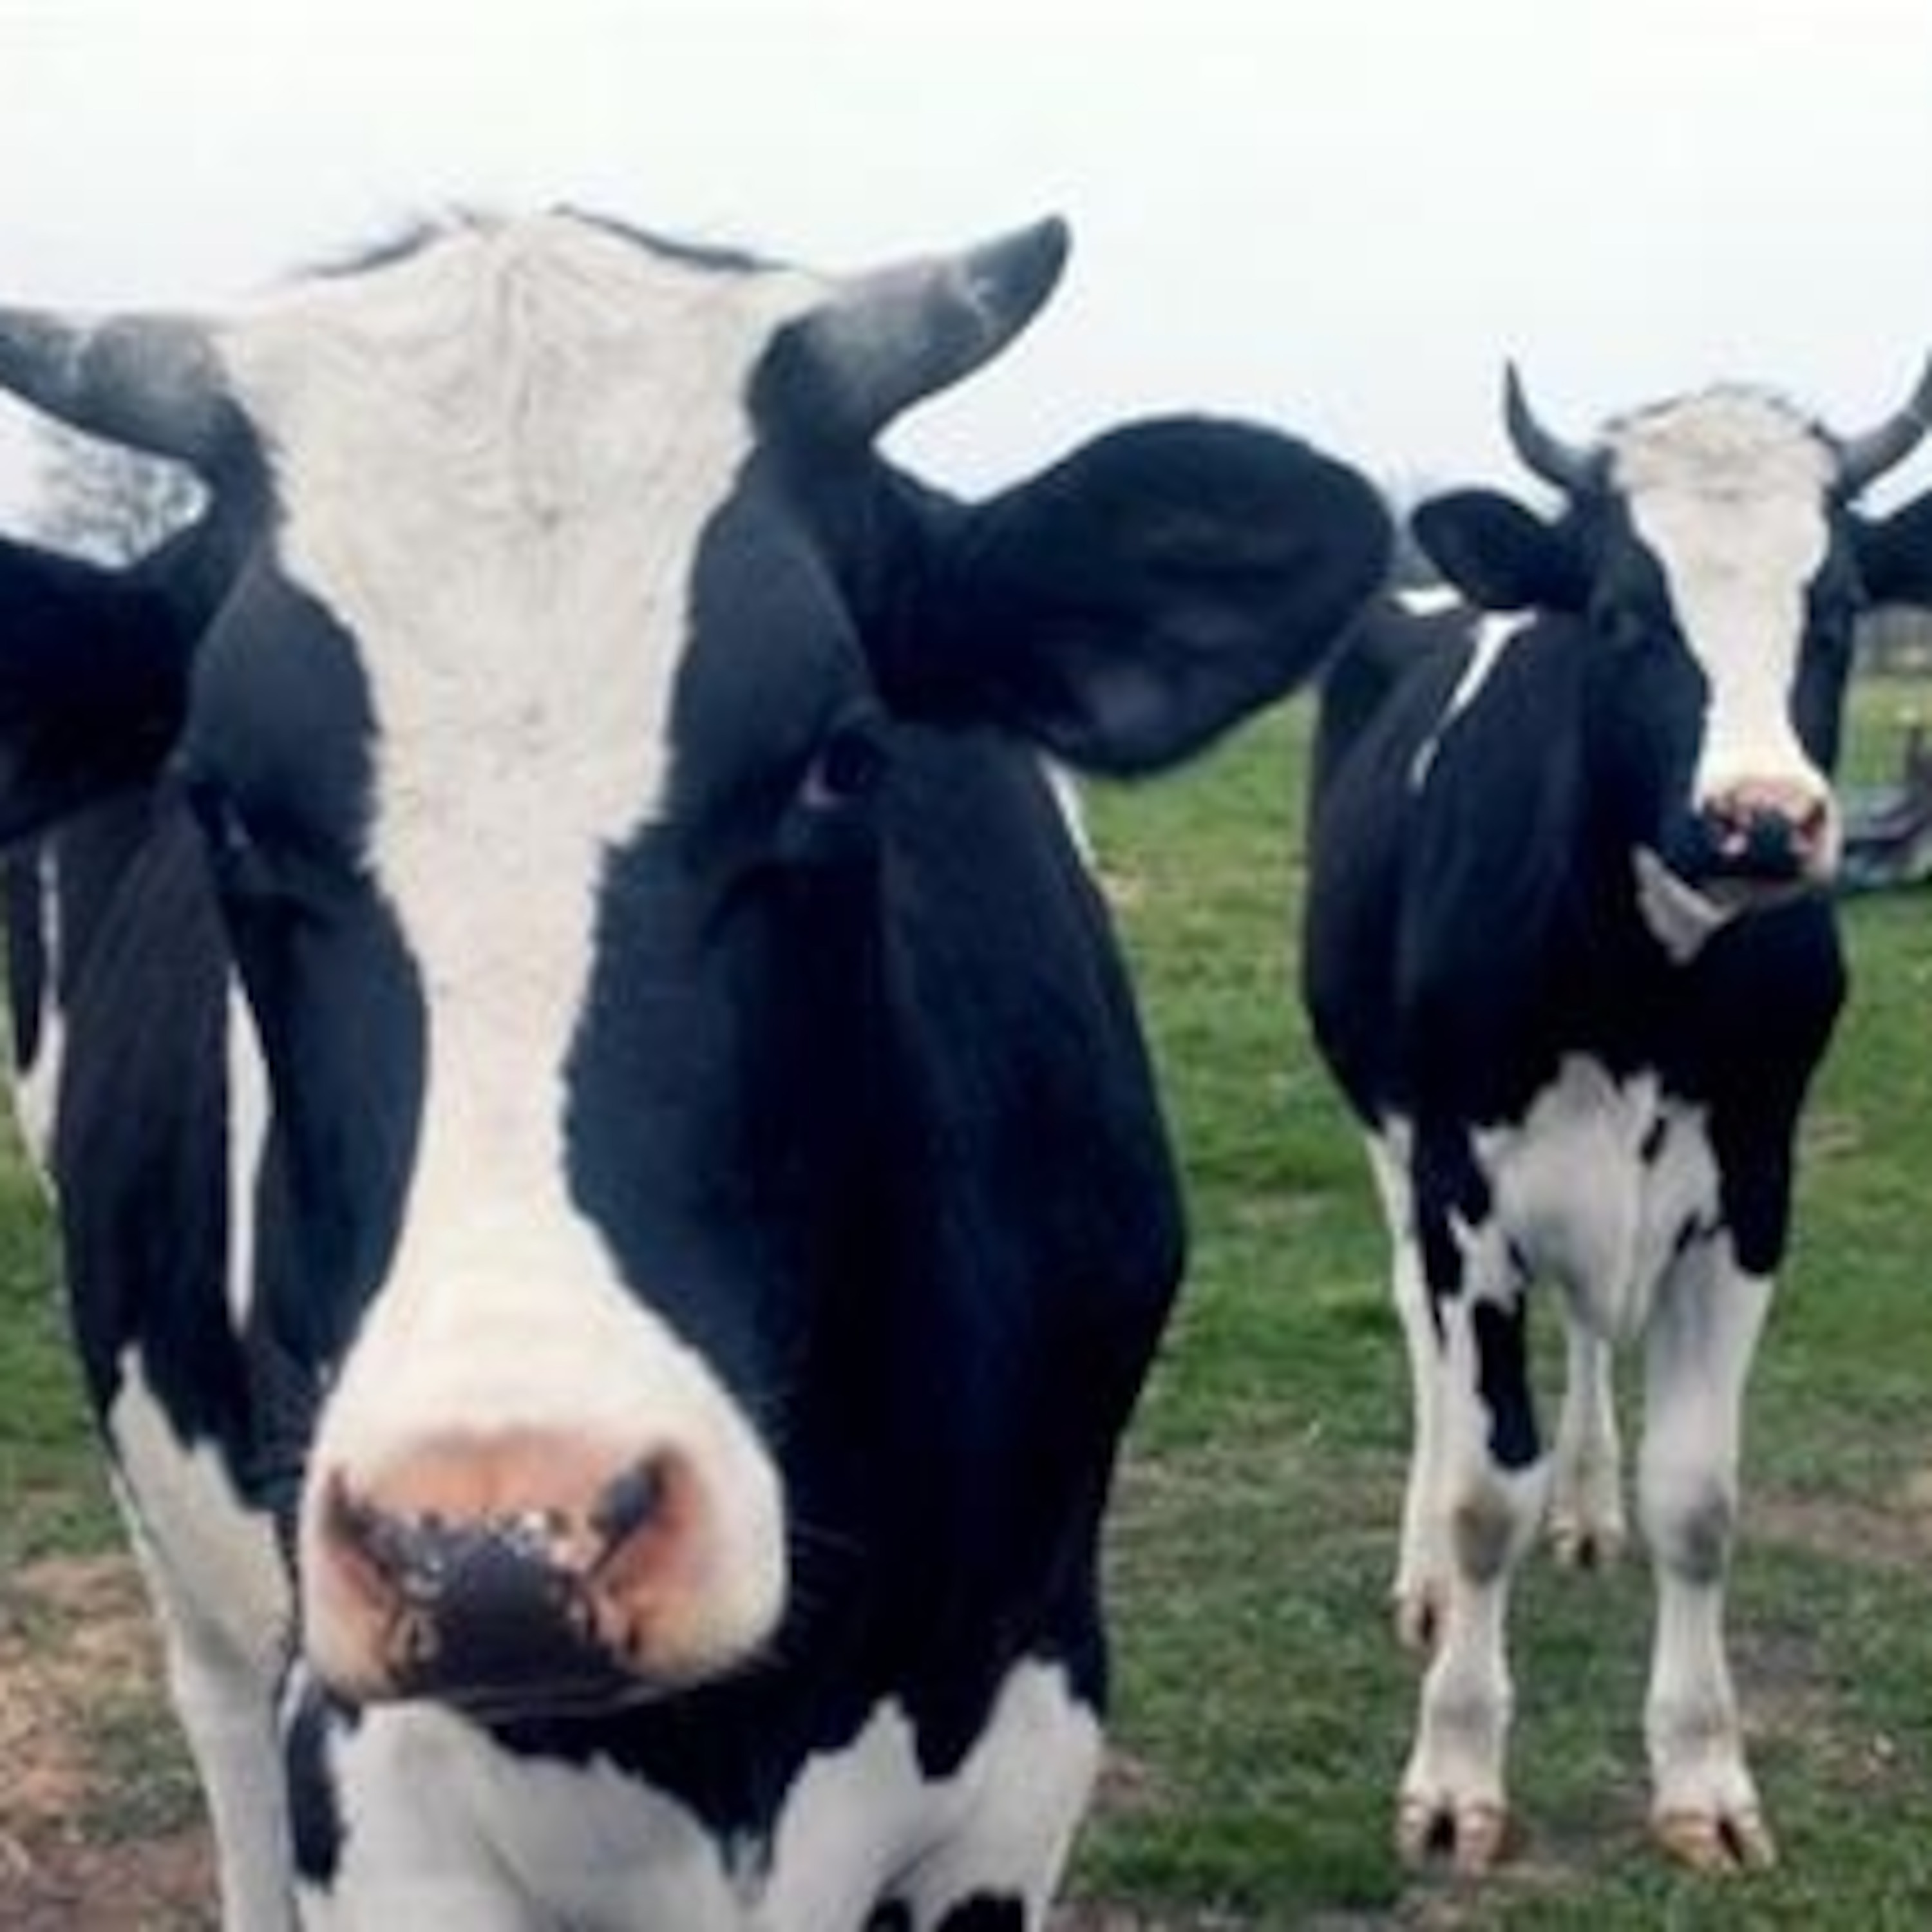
top-left (1549, 1318), bottom-right (1627, 1572)
top-left (1367, 1135), bottom-right (1450, 1651)
top-left (1640, 1245), bottom-right (1776, 1871)
top-left (108, 1382), bottom-right (297, 1932)
top-left (1396, 1171), bottom-right (1546, 1874)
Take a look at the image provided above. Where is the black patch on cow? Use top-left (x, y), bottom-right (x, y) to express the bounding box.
top-left (1412, 1121), bottom-right (1490, 1333)
top-left (0, 537), bottom-right (194, 839)
top-left (1639, 1113), bottom-right (1669, 1164)
top-left (285, 1681), bottom-right (352, 1886)
top-left (865, 1905), bottom-right (913, 1932)
top-left (936, 1895), bottom-right (1027, 1932)
top-left (184, 578), bottom-right (428, 1384)
top-left (1471, 1298), bottom-right (1539, 1471)
top-left (41, 567), bottom-right (422, 1522)
top-left (52, 806), bottom-right (249, 1441)
top-left (3, 854), bottom-right (46, 1072)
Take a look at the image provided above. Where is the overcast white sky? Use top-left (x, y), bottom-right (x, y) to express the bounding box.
top-left (3, 0), bottom-right (1932, 516)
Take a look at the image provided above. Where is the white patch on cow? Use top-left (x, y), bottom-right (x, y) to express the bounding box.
top-left (1632, 846), bottom-right (1738, 963)
top-left (305, 1699), bottom-right (744, 1929)
top-left (223, 982), bottom-right (270, 1332)
top-left (1396, 583), bottom-right (1463, 619)
top-left (308, 1659), bottom-right (1097, 1927)
top-left (9, 846), bottom-right (64, 1172)
top-left (1611, 392), bottom-right (1835, 826)
top-left (1473, 1053), bottom-right (1718, 1347)
top-left (218, 216), bottom-right (821, 1678)
top-left (107, 1352), bottom-right (295, 1929)
top-left (1408, 612), bottom-right (1526, 791)
top-left (107, 1350), bottom-right (291, 1681)
top-left (1043, 760), bottom-right (1095, 867)
top-left (766, 1657), bottom-right (1099, 1926)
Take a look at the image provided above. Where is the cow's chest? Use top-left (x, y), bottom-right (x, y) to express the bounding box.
top-left (1469, 1054), bottom-right (1722, 1341)
top-left (301, 1657), bottom-right (1099, 1929)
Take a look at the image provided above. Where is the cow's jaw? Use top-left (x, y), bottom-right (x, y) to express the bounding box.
top-left (220, 216), bottom-right (811, 1710)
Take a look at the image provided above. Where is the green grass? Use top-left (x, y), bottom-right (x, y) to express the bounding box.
top-left (0, 679), bottom-right (1927, 1928)
top-left (1067, 677), bottom-right (1932, 1927)
top-left (0, 1154), bottom-right (115, 1571)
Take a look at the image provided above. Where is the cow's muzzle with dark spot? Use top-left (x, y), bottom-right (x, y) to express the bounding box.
top-left (309, 1433), bottom-right (732, 1716)
top-left (1683, 779), bottom-right (1837, 893)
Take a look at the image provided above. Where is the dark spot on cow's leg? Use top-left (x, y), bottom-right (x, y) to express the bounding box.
top-left (1472, 1296), bottom-right (1539, 1471)
top-left (934, 1895), bottom-right (1027, 1932)
top-left (285, 1681), bottom-right (354, 1888)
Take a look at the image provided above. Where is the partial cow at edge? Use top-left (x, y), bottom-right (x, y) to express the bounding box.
top-left (1303, 363), bottom-right (1932, 1876)
top-left (0, 212), bottom-right (1390, 1929)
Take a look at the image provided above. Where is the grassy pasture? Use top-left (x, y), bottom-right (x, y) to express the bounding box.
top-left (0, 681), bottom-right (1927, 1928)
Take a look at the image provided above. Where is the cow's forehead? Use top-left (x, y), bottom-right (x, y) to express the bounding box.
top-left (214, 214), bottom-right (819, 507)
top-left (225, 211), bottom-right (820, 374)
top-left (1605, 390), bottom-right (1835, 511)
top-left (205, 214), bottom-right (827, 770)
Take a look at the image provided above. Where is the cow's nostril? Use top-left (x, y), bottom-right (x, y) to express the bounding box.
top-left (591, 1455), bottom-right (671, 1555)
top-left (322, 1471), bottom-right (460, 1610)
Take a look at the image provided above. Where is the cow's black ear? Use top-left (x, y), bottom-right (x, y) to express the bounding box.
top-left (1412, 489), bottom-right (1584, 613)
top-left (0, 535), bottom-right (197, 841)
top-left (1853, 488), bottom-right (1932, 607)
top-left (898, 417), bottom-right (1390, 776)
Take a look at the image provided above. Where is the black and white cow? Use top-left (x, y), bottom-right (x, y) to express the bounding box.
top-left (1302, 365), bottom-right (1932, 1875)
top-left (0, 213), bottom-right (1388, 1928)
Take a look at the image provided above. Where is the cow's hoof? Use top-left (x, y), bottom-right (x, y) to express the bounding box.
top-left (1391, 1584), bottom-right (1442, 1654)
top-left (1653, 1806), bottom-right (1777, 1873)
top-left (1396, 1794), bottom-right (1510, 1875)
top-left (1549, 1512), bottom-right (1626, 1573)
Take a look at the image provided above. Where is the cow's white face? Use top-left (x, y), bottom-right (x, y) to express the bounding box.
top-left (1607, 392), bottom-right (1841, 884)
top-left (209, 218), bottom-right (831, 1710)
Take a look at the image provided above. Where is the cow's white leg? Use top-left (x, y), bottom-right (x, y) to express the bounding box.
top-left (1367, 1133), bottom-right (1448, 1650)
top-left (1548, 1318), bottom-right (1627, 1571)
top-left (109, 1365), bottom-right (295, 1930)
top-left (1396, 1283), bottom-right (1548, 1874)
top-left (157, 1613), bottom-right (297, 1931)
top-left (1639, 1247), bottom-right (1776, 1871)
top-left (127, 1494), bottom-right (292, 1930)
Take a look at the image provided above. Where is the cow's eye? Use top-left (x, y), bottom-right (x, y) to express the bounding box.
top-left (800, 718), bottom-right (890, 812)
top-left (777, 717), bottom-right (892, 869)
